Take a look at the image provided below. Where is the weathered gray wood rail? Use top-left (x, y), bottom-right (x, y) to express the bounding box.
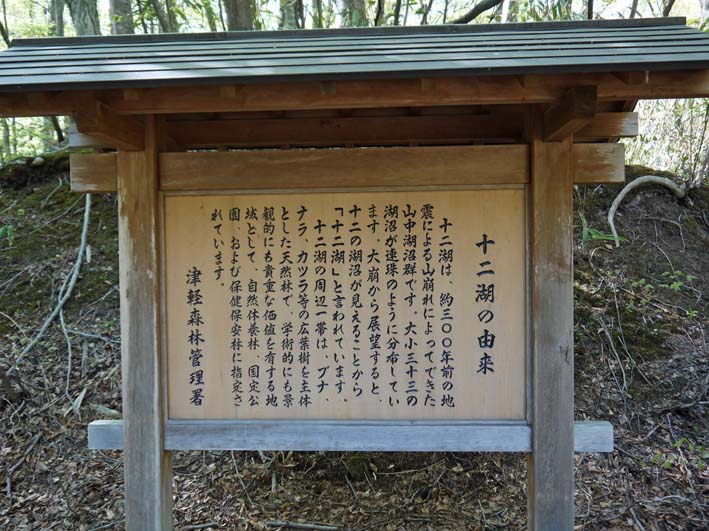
top-left (88, 419), bottom-right (613, 453)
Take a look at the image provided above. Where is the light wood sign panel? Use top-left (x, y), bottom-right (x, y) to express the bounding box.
top-left (165, 188), bottom-right (526, 420)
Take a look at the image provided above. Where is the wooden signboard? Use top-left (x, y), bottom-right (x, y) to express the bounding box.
top-left (164, 189), bottom-right (526, 420)
top-left (11, 16), bottom-right (709, 530)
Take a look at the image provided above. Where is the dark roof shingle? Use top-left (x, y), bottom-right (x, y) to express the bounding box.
top-left (1, 17), bottom-right (708, 92)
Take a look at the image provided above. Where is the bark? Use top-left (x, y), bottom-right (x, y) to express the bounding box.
top-left (280, 0), bottom-right (303, 29)
top-left (312, 0), bottom-right (323, 28)
top-left (203, 0), bottom-right (218, 31)
top-left (1, 0), bottom-right (9, 44)
top-left (135, 0), bottom-right (149, 32)
top-left (374, 0), bottom-right (384, 25)
top-left (587, 0), bottom-right (593, 19)
top-left (393, 0), bottom-right (402, 25)
top-left (50, 0), bottom-right (65, 37)
top-left (663, 0), bottom-right (676, 16)
top-left (506, 0), bottom-right (518, 21)
top-left (50, 116), bottom-right (65, 144)
top-left (629, 0), bottom-right (638, 18)
top-left (223, 0), bottom-right (253, 30)
top-left (0, 20), bottom-right (9, 46)
top-left (2, 119), bottom-right (10, 162)
top-left (110, 0), bottom-right (135, 34)
top-left (500, 0), bottom-right (519, 22)
top-left (66, 0), bottom-right (101, 35)
top-left (148, 0), bottom-right (171, 32)
top-left (166, 0), bottom-right (178, 31)
top-left (451, 0), bottom-right (504, 24)
top-left (421, 0), bottom-right (435, 24)
top-left (339, 0), bottom-right (367, 27)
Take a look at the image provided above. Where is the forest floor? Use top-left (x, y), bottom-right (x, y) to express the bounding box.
top-left (0, 153), bottom-right (707, 531)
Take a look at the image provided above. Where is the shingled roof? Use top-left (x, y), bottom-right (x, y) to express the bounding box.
top-left (0, 17), bottom-right (708, 92)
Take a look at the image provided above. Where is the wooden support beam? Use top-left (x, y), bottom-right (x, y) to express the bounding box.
top-left (1, 70), bottom-right (706, 118)
top-left (68, 129), bottom-right (111, 149)
top-left (544, 86), bottom-right (597, 142)
top-left (573, 143), bottom-right (625, 184)
top-left (613, 71), bottom-right (650, 85)
top-left (528, 114), bottom-right (575, 530)
top-left (159, 145), bottom-right (530, 191)
top-left (69, 143), bottom-right (626, 193)
top-left (576, 112), bottom-right (638, 139)
top-left (88, 419), bottom-right (613, 453)
top-left (70, 153), bottom-right (117, 192)
top-left (0, 91), bottom-right (80, 117)
top-left (166, 112), bottom-right (524, 148)
top-left (74, 101), bottom-right (145, 151)
top-left (105, 71), bottom-right (709, 115)
top-left (117, 117), bottom-right (173, 530)
top-left (161, 111), bottom-right (636, 149)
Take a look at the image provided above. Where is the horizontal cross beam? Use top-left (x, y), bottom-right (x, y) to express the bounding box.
top-left (69, 144), bottom-right (625, 193)
top-left (88, 419), bottom-right (613, 453)
top-left (544, 86), bottom-right (598, 141)
top-left (69, 111), bottom-right (637, 150)
top-left (1, 70), bottom-right (707, 117)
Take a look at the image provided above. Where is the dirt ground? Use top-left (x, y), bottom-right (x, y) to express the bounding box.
top-left (0, 156), bottom-right (707, 530)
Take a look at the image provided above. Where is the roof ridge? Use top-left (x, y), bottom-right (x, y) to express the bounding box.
top-left (10, 17), bottom-right (687, 48)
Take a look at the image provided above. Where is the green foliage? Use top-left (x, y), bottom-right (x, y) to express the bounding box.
top-left (626, 98), bottom-right (709, 186)
top-left (659, 270), bottom-right (697, 293)
top-left (649, 439), bottom-right (708, 472)
top-left (0, 224), bottom-right (14, 246)
top-left (578, 212), bottom-right (625, 247)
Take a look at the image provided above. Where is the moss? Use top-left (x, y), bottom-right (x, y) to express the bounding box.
top-left (0, 168), bottom-right (118, 338)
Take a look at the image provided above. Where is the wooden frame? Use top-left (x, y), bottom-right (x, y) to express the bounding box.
top-left (3, 70), bottom-right (708, 119)
top-left (527, 114), bottom-right (575, 529)
top-left (116, 117), bottom-right (172, 530)
top-left (2, 18), bottom-right (708, 527)
top-left (69, 143), bottom-right (626, 193)
top-left (162, 186), bottom-right (529, 421)
top-left (70, 109), bottom-right (638, 150)
top-left (83, 127), bottom-right (615, 530)
top-left (50, 61), bottom-right (709, 530)
top-left (89, 419), bottom-right (613, 452)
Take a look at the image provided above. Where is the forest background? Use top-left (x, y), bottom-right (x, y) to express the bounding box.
top-left (0, 0), bottom-right (708, 183)
top-left (0, 0), bottom-right (708, 530)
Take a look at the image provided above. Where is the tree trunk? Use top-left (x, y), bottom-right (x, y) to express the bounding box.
top-left (393, 0), bottom-right (402, 25)
top-left (0, 20), bottom-right (9, 46)
top-left (135, 0), bottom-right (149, 32)
top-left (110, 0), bottom-right (134, 34)
top-left (312, 0), bottom-right (323, 27)
top-left (663, 0), bottom-right (676, 16)
top-left (451, 0), bottom-right (504, 24)
top-left (629, 0), bottom-right (638, 18)
top-left (45, 116), bottom-right (65, 145)
top-left (148, 0), bottom-right (171, 32)
top-left (2, 118), bottom-right (10, 163)
top-left (203, 0), bottom-right (218, 31)
top-left (166, 0), bottom-right (178, 31)
top-left (339, 0), bottom-right (367, 26)
top-left (280, 0), bottom-right (303, 29)
top-left (223, 0), bottom-right (253, 30)
top-left (66, 0), bottom-right (101, 35)
top-left (50, 0), bottom-right (65, 36)
top-left (421, 0), bottom-right (435, 24)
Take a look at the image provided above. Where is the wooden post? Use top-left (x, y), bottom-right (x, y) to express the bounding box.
top-left (118, 115), bottom-right (173, 530)
top-left (527, 111), bottom-right (575, 530)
